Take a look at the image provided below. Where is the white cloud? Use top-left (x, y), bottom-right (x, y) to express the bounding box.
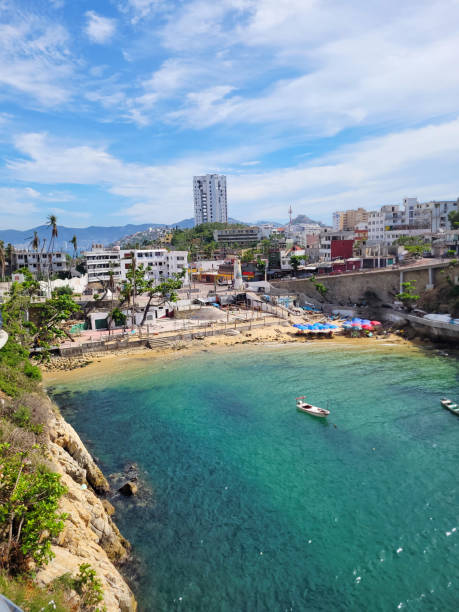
top-left (118, 1), bottom-right (163, 24)
top-left (6, 119), bottom-right (459, 223)
top-left (0, 11), bottom-right (73, 106)
top-left (145, 0), bottom-right (459, 139)
top-left (84, 11), bottom-right (116, 45)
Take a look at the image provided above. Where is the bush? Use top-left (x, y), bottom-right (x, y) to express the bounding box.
top-left (0, 339), bottom-right (41, 398)
top-left (0, 445), bottom-right (67, 573)
top-left (73, 563), bottom-right (105, 611)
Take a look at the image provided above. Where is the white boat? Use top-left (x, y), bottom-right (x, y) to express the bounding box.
top-left (296, 396), bottom-right (330, 417)
top-left (441, 398), bottom-right (459, 416)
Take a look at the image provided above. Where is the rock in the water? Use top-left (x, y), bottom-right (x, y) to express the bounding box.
top-left (119, 481), bottom-right (138, 496)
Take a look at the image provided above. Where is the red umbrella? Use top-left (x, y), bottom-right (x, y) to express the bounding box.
top-left (362, 324), bottom-right (373, 330)
top-left (351, 323), bottom-right (361, 327)
top-left (370, 320), bottom-right (381, 325)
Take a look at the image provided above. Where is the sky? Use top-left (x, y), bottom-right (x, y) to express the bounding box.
top-left (1, 0), bottom-right (459, 229)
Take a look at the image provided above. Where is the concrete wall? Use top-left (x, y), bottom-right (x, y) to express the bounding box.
top-left (271, 264), bottom-right (448, 307)
top-left (405, 314), bottom-right (459, 344)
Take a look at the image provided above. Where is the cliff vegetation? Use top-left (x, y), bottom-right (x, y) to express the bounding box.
top-left (0, 272), bottom-right (136, 610)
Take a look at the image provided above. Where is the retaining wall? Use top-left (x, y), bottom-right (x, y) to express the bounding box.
top-left (272, 263), bottom-right (449, 306)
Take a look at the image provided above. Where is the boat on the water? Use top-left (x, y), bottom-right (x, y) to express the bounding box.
top-left (296, 396), bottom-right (330, 418)
top-left (441, 398), bottom-right (459, 416)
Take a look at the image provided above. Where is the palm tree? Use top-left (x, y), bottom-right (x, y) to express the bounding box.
top-left (46, 214), bottom-right (58, 280)
top-left (29, 231), bottom-right (40, 279)
top-left (70, 235), bottom-right (78, 276)
top-left (5, 243), bottom-right (14, 276)
top-left (0, 240), bottom-right (5, 281)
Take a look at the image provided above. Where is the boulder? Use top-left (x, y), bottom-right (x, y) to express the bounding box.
top-left (118, 481), bottom-right (138, 496)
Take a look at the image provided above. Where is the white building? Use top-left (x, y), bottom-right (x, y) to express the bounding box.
top-left (84, 246), bottom-right (188, 284)
top-left (367, 198), bottom-right (458, 244)
top-left (12, 250), bottom-right (70, 277)
top-left (193, 174), bottom-right (227, 225)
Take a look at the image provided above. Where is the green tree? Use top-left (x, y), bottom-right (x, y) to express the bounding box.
top-left (241, 249), bottom-right (255, 264)
top-left (396, 280), bottom-right (419, 310)
top-left (0, 240), bottom-right (5, 281)
top-left (448, 209), bottom-right (459, 229)
top-left (33, 292), bottom-right (81, 348)
top-left (289, 254), bottom-right (304, 272)
top-left (139, 270), bottom-right (185, 326)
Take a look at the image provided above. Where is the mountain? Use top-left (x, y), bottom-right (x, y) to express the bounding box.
top-left (0, 223), bottom-right (166, 251)
top-left (288, 214), bottom-right (326, 227)
top-left (0, 218), bottom-right (249, 250)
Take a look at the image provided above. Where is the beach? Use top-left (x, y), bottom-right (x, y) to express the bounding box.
top-left (42, 322), bottom-right (413, 383)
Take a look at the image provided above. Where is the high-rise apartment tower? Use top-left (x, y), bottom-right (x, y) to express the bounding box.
top-left (193, 174), bottom-right (227, 225)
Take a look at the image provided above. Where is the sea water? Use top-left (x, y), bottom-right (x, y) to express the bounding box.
top-left (48, 344), bottom-right (459, 611)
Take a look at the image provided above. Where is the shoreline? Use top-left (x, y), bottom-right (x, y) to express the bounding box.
top-left (42, 324), bottom-right (422, 385)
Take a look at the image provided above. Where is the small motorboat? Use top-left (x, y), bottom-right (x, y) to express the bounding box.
top-left (441, 398), bottom-right (459, 416)
top-left (296, 396), bottom-right (330, 418)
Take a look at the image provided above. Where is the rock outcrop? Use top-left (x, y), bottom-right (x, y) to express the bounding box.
top-left (48, 408), bottom-right (110, 493)
top-left (32, 396), bottom-right (137, 611)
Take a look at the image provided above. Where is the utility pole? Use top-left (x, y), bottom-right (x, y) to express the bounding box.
top-left (288, 205), bottom-right (293, 234)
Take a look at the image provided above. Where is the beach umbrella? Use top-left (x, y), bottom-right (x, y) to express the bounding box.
top-left (361, 324), bottom-right (373, 330)
top-left (293, 324), bottom-right (302, 328)
top-left (361, 319), bottom-right (371, 325)
top-left (328, 324), bottom-right (338, 329)
top-left (370, 320), bottom-right (382, 326)
top-left (351, 323), bottom-right (361, 328)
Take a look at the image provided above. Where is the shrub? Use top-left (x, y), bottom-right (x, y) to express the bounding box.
top-left (73, 563), bottom-right (105, 611)
top-left (0, 445), bottom-right (67, 573)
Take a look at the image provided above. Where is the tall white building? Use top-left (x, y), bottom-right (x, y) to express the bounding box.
top-left (193, 174), bottom-right (227, 225)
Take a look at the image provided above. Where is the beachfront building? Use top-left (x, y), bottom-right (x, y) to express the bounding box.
top-left (193, 174), bottom-right (227, 225)
top-left (12, 250), bottom-right (70, 277)
top-left (84, 245), bottom-right (188, 284)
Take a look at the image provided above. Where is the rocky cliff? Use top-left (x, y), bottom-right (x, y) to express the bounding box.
top-left (34, 395), bottom-right (137, 611)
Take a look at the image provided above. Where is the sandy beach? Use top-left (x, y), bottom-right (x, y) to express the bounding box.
top-left (42, 321), bottom-right (418, 385)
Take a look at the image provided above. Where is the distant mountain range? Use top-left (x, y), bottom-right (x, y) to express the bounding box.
top-left (0, 214), bottom-right (325, 250)
top-left (0, 223), bottom-right (166, 251)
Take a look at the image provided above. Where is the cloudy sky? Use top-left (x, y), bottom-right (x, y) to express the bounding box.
top-left (1, 0), bottom-right (458, 229)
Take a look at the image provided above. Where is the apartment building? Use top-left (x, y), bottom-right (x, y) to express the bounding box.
top-left (84, 246), bottom-right (188, 284)
top-left (12, 250), bottom-right (69, 277)
top-left (333, 208), bottom-right (368, 231)
top-left (193, 174), bottom-right (227, 225)
top-left (213, 227), bottom-right (261, 245)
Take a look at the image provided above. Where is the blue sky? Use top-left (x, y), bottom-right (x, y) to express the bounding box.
top-left (1, 0), bottom-right (459, 229)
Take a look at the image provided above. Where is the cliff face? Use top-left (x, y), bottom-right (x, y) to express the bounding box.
top-left (35, 396), bottom-right (137, 611)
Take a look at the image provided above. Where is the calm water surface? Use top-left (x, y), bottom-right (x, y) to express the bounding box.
top-left (48, 343), bottom-right (459, 611)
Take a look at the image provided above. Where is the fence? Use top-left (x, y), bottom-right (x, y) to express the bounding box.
top-left (57, 316), bottom-right (280, 357)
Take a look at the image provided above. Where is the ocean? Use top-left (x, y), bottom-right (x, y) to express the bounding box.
top-left (48, 342), bottom-right (459, 611)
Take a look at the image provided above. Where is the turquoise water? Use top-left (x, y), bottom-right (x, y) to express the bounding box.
top-left (48, 344), bottom-right (459, 611)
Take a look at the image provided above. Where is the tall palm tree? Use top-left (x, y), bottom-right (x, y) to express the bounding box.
top-left (0, 240), bottom-right (5, 282)
top-left (46, 214), bottom-right (58, 280)
top-left (70, 235), bottom-right (78, 276)
top-left (29, 231), bottom-right (40, 279)
top-left (5, 243), bottom-right (14, 276)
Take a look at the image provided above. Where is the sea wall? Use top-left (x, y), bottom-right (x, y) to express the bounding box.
top-left (272, 263), bottom-right (448, 306)
top-left (35, 394), bottom-right (137, 611)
